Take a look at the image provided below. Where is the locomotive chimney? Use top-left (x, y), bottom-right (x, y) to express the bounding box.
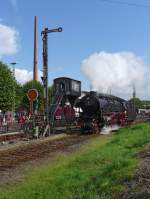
top-left (33, 16), bottom-right (38, 81)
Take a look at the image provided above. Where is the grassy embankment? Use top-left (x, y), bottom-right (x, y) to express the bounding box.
top-left (1, 124), bottom-right (150, 199)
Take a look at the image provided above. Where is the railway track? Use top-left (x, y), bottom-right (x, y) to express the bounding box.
top-left (0, 131), bottom-right (25, 142)
top-left (0, 134), bottom-right (95, 172)
top-left (0, 116), bottom-right (149, 172)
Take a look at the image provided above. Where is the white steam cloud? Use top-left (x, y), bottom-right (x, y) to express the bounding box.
top-left (0, 23), bottom-right (19, 56)
top-left (15, 68), bottom-right (42, 84)
top-left (81, 51), bottom-right (149, 99)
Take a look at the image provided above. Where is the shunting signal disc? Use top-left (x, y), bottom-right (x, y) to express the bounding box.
top-left (27, 89), bottom-right (38, 101)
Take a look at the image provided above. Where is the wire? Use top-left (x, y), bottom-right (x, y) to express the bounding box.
top-left (99, 0), bottom-right (150, 8)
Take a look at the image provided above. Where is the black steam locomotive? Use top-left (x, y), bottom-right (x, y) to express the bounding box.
top-left (76, 91), bottom-right (136, 133)
top-left (50, 77), bottom-right (136, 133)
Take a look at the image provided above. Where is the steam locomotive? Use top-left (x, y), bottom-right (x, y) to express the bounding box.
top-left (49, 77), bottom-right (136, 133)
top-left (75, 91), bottom-right (136, 133)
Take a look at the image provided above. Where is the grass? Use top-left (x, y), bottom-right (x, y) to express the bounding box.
top-left (1, 123), bottom-right (150, 199)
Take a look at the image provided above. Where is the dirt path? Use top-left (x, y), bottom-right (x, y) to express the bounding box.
top-left (120, 146), bottom-right (150, 199)
top-left (0, 134), bottom-right (96, 188)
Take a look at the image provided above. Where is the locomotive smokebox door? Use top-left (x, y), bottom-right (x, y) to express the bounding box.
top-left (54, 77), bottom-right (81, 106)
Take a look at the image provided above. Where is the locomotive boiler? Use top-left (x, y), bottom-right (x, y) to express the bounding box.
top-left (76, 91), bottom-right (136, 133)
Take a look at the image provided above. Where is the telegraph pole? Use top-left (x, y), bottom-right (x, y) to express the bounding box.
top-left (41, 27), bottom-right (62, 125)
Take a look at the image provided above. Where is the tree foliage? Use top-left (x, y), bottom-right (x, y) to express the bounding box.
top-left (15, 83), bottom-right (23, 110)
top-left (0, 61), bottom-right (55, 113)
top-left (21, 81), bottom-right (55, 112)
top-left (129, 97), bottom-right (147, 109)
top-left (142, 100), bottom-right (150, 108)
top-left (0, 62), bottom-right (19, 112)
top-left (21, 80), bottom-right (44, 112)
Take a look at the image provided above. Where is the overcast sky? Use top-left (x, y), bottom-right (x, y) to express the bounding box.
top-left (1, 0), bottom-right (150, 99)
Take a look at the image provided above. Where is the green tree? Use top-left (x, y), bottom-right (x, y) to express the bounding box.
top-left (141, 100), bottom-right (150, 109)
top-left (21, 80), bottom-right (44, 112)
top-left (129, 97), bottom-right (145, 109)
top-left (0, 62), bottom-right (17, 112)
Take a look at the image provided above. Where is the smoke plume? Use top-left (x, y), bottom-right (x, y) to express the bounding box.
top-left (81, 51), bottom-right (149, 99)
